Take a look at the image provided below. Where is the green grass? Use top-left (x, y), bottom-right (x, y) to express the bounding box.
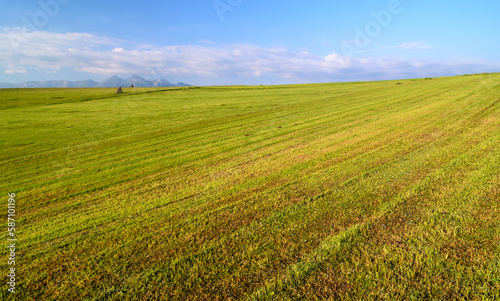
top-left (1, 74), bottom-right (499, 300)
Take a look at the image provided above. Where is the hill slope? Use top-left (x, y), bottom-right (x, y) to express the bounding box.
top-left (1, 74), bottom-right (499, 300)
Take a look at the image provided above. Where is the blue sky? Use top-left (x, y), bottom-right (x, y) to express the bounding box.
top-left (1, 0), bottom-right (499, 85)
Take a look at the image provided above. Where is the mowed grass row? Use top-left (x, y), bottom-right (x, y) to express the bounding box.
top-left (0, 74), bottom-right (499, 300)
top-left (4, 78), bottom-right (478, 242)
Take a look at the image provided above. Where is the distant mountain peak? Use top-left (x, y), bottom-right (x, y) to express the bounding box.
top-left (152, 78), bottom-right (172, 85)
top-left (129, 74), bottom-right (143, 80)
top-left (0, 75), bottom-right (191, 88)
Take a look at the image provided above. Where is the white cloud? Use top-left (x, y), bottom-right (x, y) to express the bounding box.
top-left (0, 28), bottom-right (497, 85)
top-left (5, 68), bottom-right (27, 74)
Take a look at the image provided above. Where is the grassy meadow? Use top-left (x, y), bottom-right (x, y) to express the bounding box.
top-left (1, 73), bottom-right (499, 300)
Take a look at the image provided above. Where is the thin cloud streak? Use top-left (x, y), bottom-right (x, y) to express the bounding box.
top-left (376, 42), bottom-right (435, 50)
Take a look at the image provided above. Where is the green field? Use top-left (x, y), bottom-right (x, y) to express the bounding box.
top-left (1, 73), bottom-right (499, 300)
